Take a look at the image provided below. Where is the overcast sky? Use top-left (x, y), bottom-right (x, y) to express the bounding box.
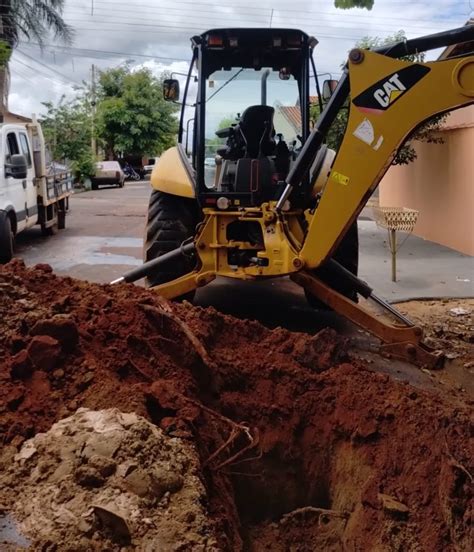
top-left (9, 0), bottom-right (472, 117)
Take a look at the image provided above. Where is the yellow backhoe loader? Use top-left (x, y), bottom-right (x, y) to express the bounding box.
top-left (113, 25), bottom-right (474, 368)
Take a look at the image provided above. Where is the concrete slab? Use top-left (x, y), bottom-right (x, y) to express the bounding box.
top-left (358, 220), bottom-right (474, 302)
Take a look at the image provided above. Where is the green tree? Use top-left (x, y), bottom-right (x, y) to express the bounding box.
top-left (95, 66), bottom-right (179, 159)
top-left (41, 95), bottom-right (95, 181)
top-left (205, 115), bottom-right (236, 157)
top-left (334, 0), bottom-right (374, 8)
top-left (0, 1), bottom-right (72, 119)
top-left (311, 31), bottom-right (446, 165)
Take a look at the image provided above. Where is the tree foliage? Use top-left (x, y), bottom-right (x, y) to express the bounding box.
top-left (41, 95), bottom-right (95, 181)
top-left (41, 96), bottom-right (92, 161)
top-left (205, 115), bottom-right (236, 156)
top-left (311, 31), bottom-right (446, 165)
top-left (0, 1), bottom-right (72, 114)
top-left (95, 67), bottom-right (179, 159)
top-left (334, 0), bottom-right (374, 9)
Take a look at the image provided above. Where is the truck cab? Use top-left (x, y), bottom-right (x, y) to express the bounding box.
top-left (2, 124), bottom-right (38, 235)
top-left (0, 118), bottom-right (73, 263)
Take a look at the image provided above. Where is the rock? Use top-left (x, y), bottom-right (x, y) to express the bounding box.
top-left (52, 369), bottom-right (65, 379)
top-left (92, 505), bottom-right (131, 544)
top-left (6, 386), bottom-right (25, 411)
top-left (27, 335), bottom-right (61, 371)
top-left (88, 455), bottom-right (116, 478)
top-left (125, 468), bottom-right (151, 498)
top-left (150, 468), bottom-right (184, 499)
top-left (378, 493), bottom-right (409, 519)
top-left (34, 263), bottom-right (53, 273)
top-left (10, 350), bottom-right (33, 379)
top-left (75, 466), bottom-right (106, 488)
top-left (30, 317), bottom-right (79, 352)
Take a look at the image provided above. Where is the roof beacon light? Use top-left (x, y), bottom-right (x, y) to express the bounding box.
top-left (208, 34), bottom-right (224, 47)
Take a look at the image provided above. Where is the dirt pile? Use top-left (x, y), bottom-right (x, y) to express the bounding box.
top-left (1, 408), bottom-right (217, 551)
top-left (0, 260), bottom-right (472, 551)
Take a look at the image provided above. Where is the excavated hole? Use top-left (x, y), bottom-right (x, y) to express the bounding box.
top-left (232, 449), bottom-right (332, 524)
top-left (229, 441), bottom-right (372, 549)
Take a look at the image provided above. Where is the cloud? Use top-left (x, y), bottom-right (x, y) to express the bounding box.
top-left (8, 0), bottom-right (469, 117)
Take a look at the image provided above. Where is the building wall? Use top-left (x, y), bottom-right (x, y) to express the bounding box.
top-left (379, 106), bottom-right (474, 256)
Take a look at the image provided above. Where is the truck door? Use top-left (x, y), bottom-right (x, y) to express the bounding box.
top-left (4, 131), bottom-right (27, 232)
top-left (18, 130), bottom-right (37, 227)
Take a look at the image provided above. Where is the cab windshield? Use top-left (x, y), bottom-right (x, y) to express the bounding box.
top-left (204, 67), bottom-right (301, 187)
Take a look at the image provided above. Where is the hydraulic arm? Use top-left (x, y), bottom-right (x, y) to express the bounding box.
top-left (114, 25), bottom-right (474, 368)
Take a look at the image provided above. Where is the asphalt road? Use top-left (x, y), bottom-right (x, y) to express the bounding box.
top-left (14, 180), bottom-right (473, 330)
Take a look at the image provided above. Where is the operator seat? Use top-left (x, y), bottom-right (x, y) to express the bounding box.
top-left (239, 105), bottom-right (276, 158)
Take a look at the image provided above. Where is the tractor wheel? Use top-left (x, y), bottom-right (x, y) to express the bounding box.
top-left (0, 211), bottom-right (14, 264)
top-left (144, 190), bottom-right (198, 301)
top-left (305, 220), bottom-right (359, 308)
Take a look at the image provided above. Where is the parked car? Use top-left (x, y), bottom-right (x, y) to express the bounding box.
top-left (143, 157), bottom-right (160, 179)
top-left (91, 161), bottom-right (125, 189)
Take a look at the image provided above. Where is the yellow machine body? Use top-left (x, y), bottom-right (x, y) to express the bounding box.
top-left (151, 146), bottom-right (195, 199)
top-left (151, 51), bottom-right (474, 299)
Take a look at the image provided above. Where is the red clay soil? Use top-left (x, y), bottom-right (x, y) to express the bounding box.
top-left (0, 260), bottom-right (472, 551)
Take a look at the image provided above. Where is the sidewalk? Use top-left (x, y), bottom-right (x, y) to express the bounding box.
top-left (358, 220), bottom-right (474, 302)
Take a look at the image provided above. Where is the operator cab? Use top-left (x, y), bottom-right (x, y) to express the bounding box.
top-left (169, 28), bottom-right (315, 208)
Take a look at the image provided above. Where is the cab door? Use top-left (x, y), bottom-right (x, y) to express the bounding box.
top-left (3, 130), bottom-right (28, 232)
top-left (18, 131), bottom-right (37, 227)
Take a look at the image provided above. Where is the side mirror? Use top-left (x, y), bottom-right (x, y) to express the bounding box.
top-left (163, 79), bottom-right (180, 101)
top-left (322, 79), bottom-right (339, 102)
top-left (5, 154), bottom-right (27, 179)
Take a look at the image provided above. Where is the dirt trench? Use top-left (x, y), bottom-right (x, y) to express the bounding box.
top-left (0, 260), bottom-right (472, 551)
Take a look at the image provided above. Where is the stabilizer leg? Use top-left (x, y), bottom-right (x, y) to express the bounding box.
top-left (292, 270), bottom-right (443, 369)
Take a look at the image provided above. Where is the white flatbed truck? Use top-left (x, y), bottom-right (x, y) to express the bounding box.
top-left (0, 115), bottom-right (73, 263)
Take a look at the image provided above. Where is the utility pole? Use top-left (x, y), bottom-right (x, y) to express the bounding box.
top-left (91, 64), bottom-right (97, 158)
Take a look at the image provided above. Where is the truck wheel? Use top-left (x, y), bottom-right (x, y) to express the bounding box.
top-left (305, 221), bottom-right (359, 308)
top-left (58, 201), bottom-right (66, 230)
top-left (0, 212), bottom-right (14, 264)
top-left (144, 190), bottom-right (198, 301)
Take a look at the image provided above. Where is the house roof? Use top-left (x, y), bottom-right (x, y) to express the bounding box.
top-left (5, 111), bottom-right (32, 123)
top-left (278, 105), bottom-right (302, 131)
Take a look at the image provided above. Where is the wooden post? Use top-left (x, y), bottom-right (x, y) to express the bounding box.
top-left (388, 229), bottom-right (397, 282)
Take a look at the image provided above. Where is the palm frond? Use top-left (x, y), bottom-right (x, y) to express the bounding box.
top-left (5, 0), bottom-right (73, 48)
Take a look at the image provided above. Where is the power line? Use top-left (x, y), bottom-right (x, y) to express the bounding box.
top-left (61, 6), bottom-right (458, 35)
top-left (19, 42), bottom-right (189, 63)
top-left (12, 58), bottom-right (72, 87)
top-left (16, 50), bottom-right (82, 86)
top-left (62, 2), bottom-right (463, 32)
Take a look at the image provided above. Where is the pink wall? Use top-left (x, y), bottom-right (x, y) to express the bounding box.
top-left (379, 106), bottom-right (474, 256)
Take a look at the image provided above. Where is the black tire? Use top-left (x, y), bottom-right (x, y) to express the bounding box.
top-left (91, 182), bottom-right (98, 190)
top-left (57, 201), bottom-right (66, 230)
top-left (144, 190), bottom-right (198, 301)
top-left (0, 212), bottom-right (14, 264)
top-left (305, 221), bottom-right (359, 308)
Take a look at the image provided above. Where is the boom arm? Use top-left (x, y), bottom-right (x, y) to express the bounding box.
top-left (281, 25), bottom-right (474, 269)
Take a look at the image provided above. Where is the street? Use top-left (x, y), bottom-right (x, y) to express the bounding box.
top-left (14, 180), bottom-right (473, 328)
